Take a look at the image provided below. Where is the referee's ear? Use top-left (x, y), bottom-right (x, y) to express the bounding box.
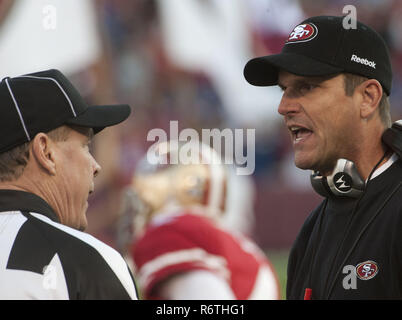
top-left (30, 132), bottom-right (57, 176)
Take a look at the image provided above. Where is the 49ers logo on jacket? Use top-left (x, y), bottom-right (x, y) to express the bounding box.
top-left (355, 260), bottom-right (379, 280)
top-left (286, 23), bottom-right (318, 43)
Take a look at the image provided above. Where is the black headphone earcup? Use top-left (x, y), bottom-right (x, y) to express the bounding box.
top-left (382, 121), bottom-right (402, 158)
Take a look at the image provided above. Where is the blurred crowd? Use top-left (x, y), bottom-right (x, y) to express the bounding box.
top-left (76, 0), bottom-right (402, 250)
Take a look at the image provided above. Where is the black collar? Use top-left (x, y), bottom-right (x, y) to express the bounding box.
top-left (0, 189), bottom-right (59, 223)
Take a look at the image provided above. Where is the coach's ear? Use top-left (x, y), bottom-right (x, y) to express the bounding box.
top-left (358, 79), bottom-right (383, 120)
top-left (31, 133), bottom-right (57, 175)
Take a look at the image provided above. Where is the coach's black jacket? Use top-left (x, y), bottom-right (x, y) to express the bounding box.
top-left (0, 190), bottom-right (138, 299)
top-left (287, 156), bottom-right (402, 299)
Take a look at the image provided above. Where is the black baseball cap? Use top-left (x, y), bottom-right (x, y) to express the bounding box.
top-left (244, 15), bottom-right (392, 95)
top-left (0, 69), bottom-right (131, 154)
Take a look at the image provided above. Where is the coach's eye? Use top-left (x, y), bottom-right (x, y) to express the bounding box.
top-left (299, 83), bottom-right (316, 94)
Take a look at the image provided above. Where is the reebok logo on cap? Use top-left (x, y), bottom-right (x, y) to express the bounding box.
top-left (350, 54), bottom-right (376, 69)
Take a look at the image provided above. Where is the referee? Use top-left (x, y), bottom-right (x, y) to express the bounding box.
top-left (0, 69), bottom-right (137, 299)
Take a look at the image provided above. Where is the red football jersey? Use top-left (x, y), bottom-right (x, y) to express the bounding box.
top-left (132, 212), bottom-right (280, 299)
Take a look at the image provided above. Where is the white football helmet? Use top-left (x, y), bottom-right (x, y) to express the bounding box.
top-left (118, 140), bottom-right (227, 242)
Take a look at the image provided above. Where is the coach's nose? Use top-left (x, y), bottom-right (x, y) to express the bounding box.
top-left (277, 93), bottom-right (302, 117)
top-left (92, 156), bottom-right (101, 178)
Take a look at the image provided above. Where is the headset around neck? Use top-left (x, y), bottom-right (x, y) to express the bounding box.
top-left (310, 120), bottom-right (402, 198)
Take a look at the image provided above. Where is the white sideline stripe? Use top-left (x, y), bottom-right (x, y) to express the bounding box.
top-left (138, 247), bottom-right (230, 288)
top-left (17, 75), bottom-right (77, 117)
top-left (5, 79), bottom-right (31, 141)
top-left (29, 213), bottom-right (137, 299)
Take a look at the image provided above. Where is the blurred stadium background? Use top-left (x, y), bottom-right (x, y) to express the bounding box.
top-left (2, 0), bottom-right (401, 299)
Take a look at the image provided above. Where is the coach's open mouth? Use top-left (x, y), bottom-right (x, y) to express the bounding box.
top-left (289, 125), bottom-right (313, 143)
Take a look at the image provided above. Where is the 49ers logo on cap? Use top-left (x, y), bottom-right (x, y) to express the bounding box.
top-left (355, 260), bottom-right (379, 280)
top-left (286, 23), bottom-right (318, 44)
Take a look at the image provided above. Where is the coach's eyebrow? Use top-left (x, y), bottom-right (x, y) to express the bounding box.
top-left (278, 78), bottom-right (311, 89)
top-left (279, 74), bottom-right (338, 88)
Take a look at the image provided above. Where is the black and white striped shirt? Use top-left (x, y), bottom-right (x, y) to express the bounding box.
top-left (0, 190), bottom-right (138, 300)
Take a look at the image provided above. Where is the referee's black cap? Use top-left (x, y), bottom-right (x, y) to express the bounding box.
top-left (244, 15), bottom-right (392, 95)
top-left (0, 69), bottom-right (131, 154)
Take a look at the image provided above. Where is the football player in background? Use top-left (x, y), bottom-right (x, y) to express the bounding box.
top-left (117, 140), bottom-right (280, 299)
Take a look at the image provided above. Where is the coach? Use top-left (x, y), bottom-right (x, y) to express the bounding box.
top-left (0, 69), bottom-right (137, 299)
top-left (244, 15), bottom-right (402, 299)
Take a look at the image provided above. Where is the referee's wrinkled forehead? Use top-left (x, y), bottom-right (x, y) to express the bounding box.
top-left (0, 69), bottom-right (131, 154)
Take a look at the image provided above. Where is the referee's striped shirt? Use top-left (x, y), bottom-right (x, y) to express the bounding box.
top-left (0, 190), bottom-right (138, 300)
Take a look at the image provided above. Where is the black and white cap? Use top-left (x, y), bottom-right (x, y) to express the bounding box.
top-left (0, 69), bottom-right (131, 154)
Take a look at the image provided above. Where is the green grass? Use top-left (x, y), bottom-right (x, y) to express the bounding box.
top-left (265, 250), bottom-right (289, 300)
